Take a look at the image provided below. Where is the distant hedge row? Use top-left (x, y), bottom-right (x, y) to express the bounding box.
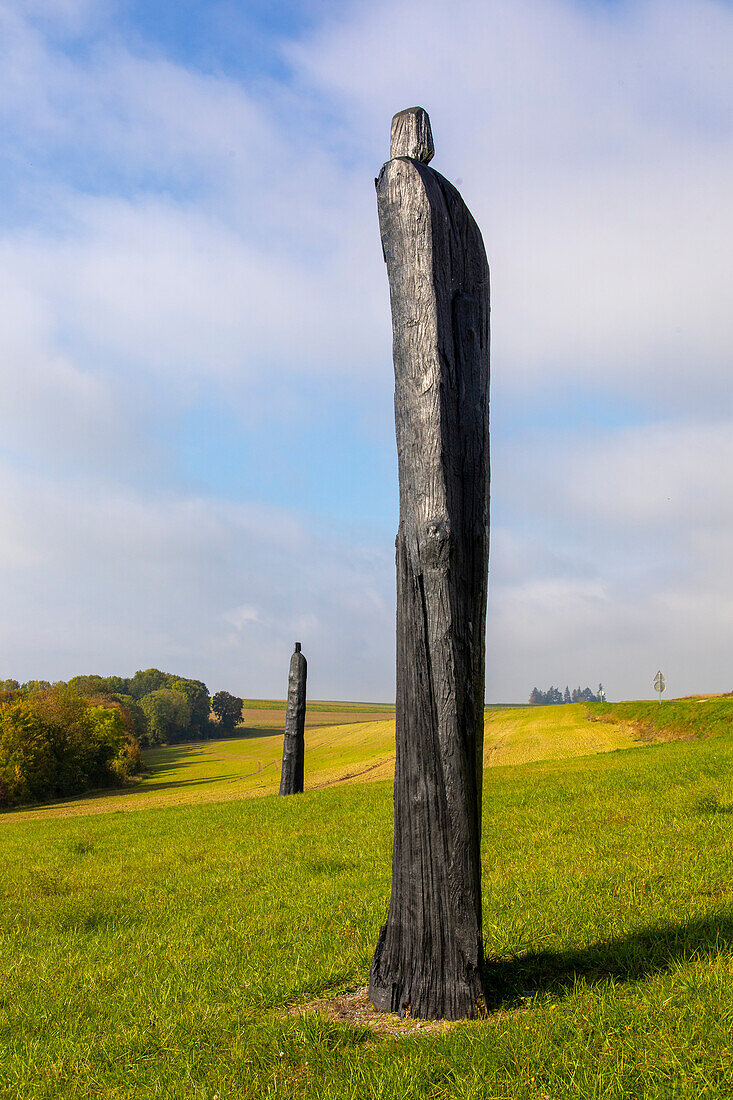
top-left (1, 669), bottom-right (215, 747)
top-left (0, 684), bottom-right (143, 809)
top-left (0, 669), bottom-right (245, 809)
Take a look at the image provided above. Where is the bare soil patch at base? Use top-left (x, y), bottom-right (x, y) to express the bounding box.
top-left (289, 986), bottom-right (525, 1038)
top-left (291, 987), bottom-right (460, 1037)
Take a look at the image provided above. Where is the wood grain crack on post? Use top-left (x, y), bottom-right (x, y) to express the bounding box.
top-left (279, 642), bottom-right (307, 795)
top-left (369, 107), bottom-right (490, 1021)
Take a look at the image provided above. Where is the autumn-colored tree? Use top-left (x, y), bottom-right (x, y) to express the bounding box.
top-left (0, 697), bottom-right (55, 805)
top-left (0, 685), bottom-right (142, 808)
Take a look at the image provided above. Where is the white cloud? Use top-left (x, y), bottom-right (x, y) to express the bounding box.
top-left (0, 460), bottom-right (395, 698)
top-left (223, 604), bottom-right (260, 629)
top-left (0, 248), bottom-right (149, 474)
top-left (1, 0), bottom-right (732, 702)
top-left (14, 193), bottom-right (386, 382)
top-left (293, 0), bottom-right (733, 404)
top-left (502, 418), bottom-right (733, 533)
top-left (486, 415), bottom-right (733, 700)
top-left (4, 0), bottom-right (732, 407)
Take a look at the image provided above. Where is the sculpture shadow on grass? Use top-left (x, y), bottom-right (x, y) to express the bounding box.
top-left (484, 911), bottom-right (733, 1010)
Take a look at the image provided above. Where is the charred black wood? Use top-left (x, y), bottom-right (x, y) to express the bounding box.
top-left (278, 642), bottom-right (307, 795)
top-left (369, 107), bottom-right (490, 1021)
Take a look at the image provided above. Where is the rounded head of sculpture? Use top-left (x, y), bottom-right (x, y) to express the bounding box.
top-left (390, 107), bottom-right (434, 164)
top-left (294, 641), bottom-right (301, 652)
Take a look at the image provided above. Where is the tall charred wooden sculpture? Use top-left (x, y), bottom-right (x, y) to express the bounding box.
top-left (278, 642), bottom-right (307, 795)
top-left (369, 107), bottom-right (490, 1020)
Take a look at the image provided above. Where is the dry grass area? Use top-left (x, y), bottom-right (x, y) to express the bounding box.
top-left (483, 704), bottom-right (639, 765)
top-left (238, 705), bottom-right (395, 731)
top-left (1, 703), bottom-right (644, 824)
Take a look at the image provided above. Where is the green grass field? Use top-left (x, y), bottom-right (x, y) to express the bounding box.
top-left (2, 701), bottom-right (733, 1097)
top-left (588, 696), bottom-right (733, 743)
top-left (1, 703), bottom-right (639, 824)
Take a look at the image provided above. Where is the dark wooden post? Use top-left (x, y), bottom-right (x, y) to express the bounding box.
top-left (369, 107), bottom-right (490, 1020)
top-left (278, 642), bottom-right (307, 795)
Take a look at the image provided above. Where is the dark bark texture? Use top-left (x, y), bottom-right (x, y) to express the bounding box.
top-left (279, 642), bottom-right (307, 796)
top-left (369, 108), bottom-right (490, 1021)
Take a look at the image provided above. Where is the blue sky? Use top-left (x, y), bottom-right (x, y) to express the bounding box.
top-left (1, 0), bottom-right (732, 702)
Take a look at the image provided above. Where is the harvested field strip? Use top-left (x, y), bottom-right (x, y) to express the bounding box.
top-left (3, 704), bottom-right (644, 823)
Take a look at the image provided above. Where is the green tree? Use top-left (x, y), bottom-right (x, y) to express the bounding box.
top-left (169, 678), bottom-right (211, 737)
top-left (85, 706), bottom-right (139, 781)
top-left (68, 674), bottom-right (131, 697)
top-left (21, 681), bottom-right (52, 695)
top-left (211, 691), bottom-right (243, 733)
top-left (85, 692), bottom-right (150, 750)
top-left (110, 694), bottom-right (149, 745)
top-left (129, 669), bottom-right (172, 701)
top-left (33, 685), bottom-right (96, 794)
top-left (140, 689), bottom-right (191, 744)
top-left (33, 684), bottom-right (119, 794)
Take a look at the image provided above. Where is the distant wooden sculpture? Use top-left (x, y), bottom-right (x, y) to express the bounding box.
top-left (279, 642), bottom-right (307, 795)
top-left (369, 107), bottom-right (490, 1020)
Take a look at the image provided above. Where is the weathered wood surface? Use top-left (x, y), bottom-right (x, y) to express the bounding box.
top-left (278, 642), bottom-right (307, 795)
top-left (369, 107), bottom-right (490, 1021)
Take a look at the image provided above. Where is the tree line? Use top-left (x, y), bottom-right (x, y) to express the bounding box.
top-left (529, 684), bottom-right (605, 705)
top-left (0, 670), bottom-right (245, 809)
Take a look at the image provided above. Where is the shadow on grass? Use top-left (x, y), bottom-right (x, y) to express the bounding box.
top-left (143, 749), bottom-right (210, 770)
top-left (485, 911), bottom-right (733, 1009)
top-left (136, 774), bottom-right (242, 793)
top-left (235, 725), bottom-right (283, 740)
top-left (143, 727), bottom-right (283, 755)
top-left (0, 772), bottom-right (250, 816)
